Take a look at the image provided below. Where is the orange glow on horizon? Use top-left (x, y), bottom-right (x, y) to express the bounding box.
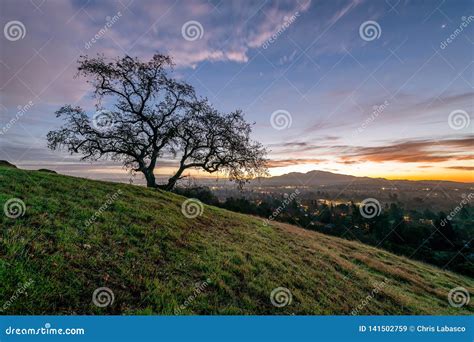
top-left (40, 161), bottom-right (473, 183)
top-left (382, 173), bottom-right (474, 183)
top-left (267, 161), bottom-right (474, 183)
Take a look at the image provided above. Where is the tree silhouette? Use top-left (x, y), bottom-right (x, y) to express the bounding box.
top-left (47, 54), bottom-right (267, 189)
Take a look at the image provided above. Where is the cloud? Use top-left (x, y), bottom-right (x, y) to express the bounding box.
top-left (444, 166), bottom-right (474, 171)
top-left (269, 135), bottom-right (341, 148)
top-left (339, 136), bottom-right (474, 164)
top-left (117, 0), bottom-right (313, 68)
top-left (363, 91), bottom-right (472, 128)
top-left (0, 0), bottom-right (313, 107)
top-left (267, 142), bottom-right (327, 156)
top-left (328, 0), bottom-right (364, 26)
top-left (267, 158), bottom-right (326, 168)
top-left (322, 135), bottom-right (340, 141)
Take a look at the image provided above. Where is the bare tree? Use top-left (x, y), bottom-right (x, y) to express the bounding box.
top-left (47, 54), bottom-right (267, 189)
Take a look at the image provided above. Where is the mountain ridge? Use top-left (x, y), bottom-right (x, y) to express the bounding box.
top-left (254, 169), bottom-right (473, 187)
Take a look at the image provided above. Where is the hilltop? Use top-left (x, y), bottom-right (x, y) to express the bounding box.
top-left (0, 160), bottom-right (17, 168)
top-left (0, 166), bottom-right (472, 314)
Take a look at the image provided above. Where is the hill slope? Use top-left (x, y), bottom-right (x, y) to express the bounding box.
top-left (0, 166), bottom-right (472, 315)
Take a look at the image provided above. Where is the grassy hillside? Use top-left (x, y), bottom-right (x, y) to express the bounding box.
top-left (0, 166), bottom-right (472, 315)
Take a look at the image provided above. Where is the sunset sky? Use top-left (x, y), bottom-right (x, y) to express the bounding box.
top-left (1, 0), bottom-right (473, 183)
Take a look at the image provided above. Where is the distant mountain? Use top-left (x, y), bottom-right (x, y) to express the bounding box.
top-left (253, 170), bottom-right (472, 188)
top-left (255, 170), bottom-right (366, 186)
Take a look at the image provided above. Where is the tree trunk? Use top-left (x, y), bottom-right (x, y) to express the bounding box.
top-left (161, 165), bottom-right (186, 191)
top-left (142, 169), bottom-right (157, 188)
top-left (162, 176), bottom-right (178, 191)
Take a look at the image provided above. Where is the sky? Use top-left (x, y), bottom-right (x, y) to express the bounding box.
top-left (0, 0), bottom-right (473, 183)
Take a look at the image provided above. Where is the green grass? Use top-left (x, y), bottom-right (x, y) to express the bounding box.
top-left (0, 166), bottom-right (472, 315)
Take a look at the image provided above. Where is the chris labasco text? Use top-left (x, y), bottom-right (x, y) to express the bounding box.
top-left (417, 325), bottom-right (466, 333)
